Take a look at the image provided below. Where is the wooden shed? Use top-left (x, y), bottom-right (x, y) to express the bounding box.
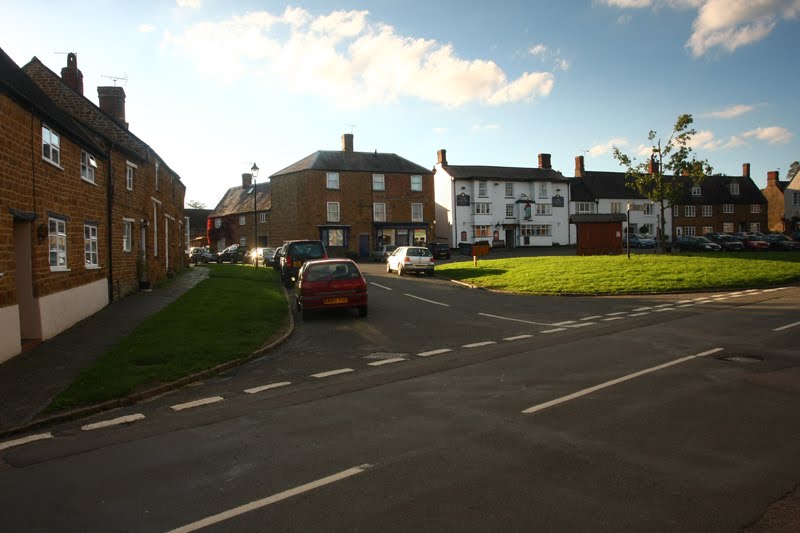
top-left (570, 214), bottom-right (627, 255)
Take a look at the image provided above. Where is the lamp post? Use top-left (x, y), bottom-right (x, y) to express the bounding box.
top-left (626, 201), bottom-right (632, 259)
top-left (251, 162), bottom-right (259, 268)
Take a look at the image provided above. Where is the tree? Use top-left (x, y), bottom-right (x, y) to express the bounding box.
top-left (186, 200), bottom-right (206, 209)
top-left (612, 114), bottom-right (713, 251)
top-left (787, 161), bottom-right (800, 181)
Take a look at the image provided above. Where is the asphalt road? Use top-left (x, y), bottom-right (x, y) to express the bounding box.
top-left (1, 265), bottom-right (799, 532)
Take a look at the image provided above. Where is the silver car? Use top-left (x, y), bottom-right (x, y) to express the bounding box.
top-left (370, 244), bottom-right (397, 262)
top-left (386, 246), bottom-right (435, 276)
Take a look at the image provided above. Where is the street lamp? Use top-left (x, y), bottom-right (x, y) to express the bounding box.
top-left (251, 162), bottom-right (259, 269)
top-left (626, 201), bottom-right (632, 259)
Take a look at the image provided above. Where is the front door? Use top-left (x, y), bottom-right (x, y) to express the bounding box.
top-left (675, 226), bottom-right (683, 238)
top-left (359, 234), bottom-right (369, 258)
top-left (505, 229), bottom-right (515, 248)
top-left (14, 220), bottom-right (42, 343)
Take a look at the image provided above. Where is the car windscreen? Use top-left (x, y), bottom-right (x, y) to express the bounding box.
top-left (306, 262), bottom-right (360, 281)
top-left (406, 247), bottom-right (432, 257)
top-left (291, 243), bottom-right (326, 258)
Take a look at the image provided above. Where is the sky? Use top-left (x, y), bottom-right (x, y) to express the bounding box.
top-left (2, 0), bottom-right (799, 208)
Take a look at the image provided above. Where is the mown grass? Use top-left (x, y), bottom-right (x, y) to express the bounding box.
top-left (46, 264), bottom-right (288, 412)
top-left (436, 252), bottom-right (800, 295)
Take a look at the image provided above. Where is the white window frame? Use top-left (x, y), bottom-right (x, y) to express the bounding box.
top-left (240, 236), bottom-right (247, 247)
top-left (793, 192), bottom-right (800, 205)
top-left (214, 218), bottom-right (221, 228)
top-left (373, 202), bottom-right (386, 222)
top-left (538, 182), bottom-right (548, 199)
top-left (411, 203), bottom-right (423, 222)
top-left (750, 204), bottom-right (761, 214)
top-left (685, 226), bottom-right (696, 236)
top-left (239, 215), bottom-right (246, 225)
top-left (42, 125), bottom-right (61, 166)
top-left (410, 175), bottom-right (422, 192)
top-left (702, 205), bottom-right (712, 217)
top-left (259, 213), bottom-right (267, 223)
top-left (610, 202), bottom-right (622, 214)
top-left (730, 183), bottom-right (740, 195)
top-left (122, 219), bottom-right (134, 253)
top-left (81, 151), bottom-right (96, 184)
top-left (155, 161), bottom-right (160, 191)
top-left (535, 203), bottom-right (552, 216)
top-left (520, 224), bottom-right (551, 236)
top-left (372, 174), bottom-right (385, 191)
top-left (327, 172), bottom-right (339, 190)
top-left (478, 181), bottom-right (488, 197)
top-left (750, 222), bottom-right (761, 232)
top-left (723, 222), bottom-right (734, 233)
top-left (685, 205), bottom-right (696, 217)
top-left (643, 204), bottom-right (653, 216)
top-left (505, 204), bottom-right (514, 218)
top-left (505, 183), bottom-right (514, 198)
top-left (473, 202), bottom-right (491, 215)
top-left (723, 204), bottom-right (734, 214)
top-left (84, 224), bottom-right (99, 268)
top-left (473, 225), bottom-right (491, 237)
top-left (152, 199), bottom-right (160, 257)
top-left (126, 161), bottom-right (137, 191)
top-left (576, 202), bottom-right (596, 214)
top-left (674, 205), bottom-right (680, 217)
top-left (49, 217), bottom-right (67, 270)
top-left (691, 186), bottom-right (701, 196)
top-left (327, 201), bottom-right (340, 222)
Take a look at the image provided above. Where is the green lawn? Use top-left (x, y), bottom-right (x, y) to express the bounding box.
top-left (46, 264), bottom-right (288, 413)
top-left (436, 252), bottom-right (800, 295)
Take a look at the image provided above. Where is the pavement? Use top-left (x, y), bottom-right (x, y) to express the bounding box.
top-left (0, 266), bottom-right (210, 436)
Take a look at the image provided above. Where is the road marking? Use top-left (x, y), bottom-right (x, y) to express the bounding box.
top-left (171, 396), bottom-right (224, 411)
top-left (368, 358), bottom-right (407, 366)
top-left (773, 321), bottom-right (800, 332)
top-left (522, 348), bottom-right (724, 415)
top-left (552, 320), bottom-right (577, 326)
top-left (311, 368), bottom-right (354, 378)
top-left (675, 300), bottom-right (693, 304)
top-left (418, 348), bottom-right (452, 357)
top-left (654, 303), bottom-right (674, 308)
top-left (462, 341), bottom-right (496, 348)
top-left (569, 322), bottom-right (595, 328)
top-left (605, 312), bottom-right (627, 316)
top-left (503, 335), bottom-right (533, 341)
top-left (580, 315), bottom-right (603, 321)
top-left (404, 293), bottom-right (449, 306)
top-left (244, 382), bottom-right (291, 394)
top-left (540, 327), bottom-right (567, 334)
top-left (629, 312), bottom-right (650, 317)
top-left (602, 316), bottom-right (624, 321)
top-left (653, 308), bottom-right (674, 312)
top-left (81, 414), bottom-right (145, 431)
top-left (632, 307), bottom-right (652, 312)
top-left (695, 299), bottom-right (713, 305)
top-left (676, 304), bottom-right (694, 308)
top-left (0, 432), bottom-right (53, 451)
top-left (730, 293), bottom-right (745, 298)
top-left (370, 282), bottom-right (392, 291)
top-left (478, 312), bottom-right (556, 327)
top-left (166, 464), bottom-right (372, 533)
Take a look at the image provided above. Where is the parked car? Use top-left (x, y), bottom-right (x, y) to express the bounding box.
top-left (261, 247), bottom-right (277, 263)
top-left (216, 244), bottom-right (249, 263)
top-left (731, 232), bottom-right (770, 251)
top-left (624, 233), bottom-right (656, 249)
top-left (762, 233), bottom-right (800, 251)
top-left (272, 245), bottom-right (285, 271)
top-left (704, 233), bottom-right (745, 251)
top-left (370, 244), bottom-right (398, 262)
top-left (294, 259), bottom-right (368, 319)
top-left (189, 246), bottom-right (216, 263)
top-left (386, 246), bottom-right (435, 276)
top-left (673, 236), bottom-right (722, 252)
top-left (280, 240), bottom-right (328, 287)
top-left (426, 242), bottom-right (452, 259)
top-left (248, 247), bottom-right (276, 264)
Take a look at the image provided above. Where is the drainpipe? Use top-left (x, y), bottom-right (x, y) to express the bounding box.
top-left (106, 144), bottom-right (114, 302)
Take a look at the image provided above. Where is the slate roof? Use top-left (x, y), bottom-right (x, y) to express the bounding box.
top-left (442, 164), bottom-right (568, 183)
top-left (568, 178), bottom-right (595, 202)
top-left (575, 171), bottom-right (649, 200)
top-left (0, 47), bottom-right (105, 157)
top-left (209, 182), bottom-right (271, 217)
top-left (271, 150), bottom-right (432, 177)
top-left (185, 208), bottom-right (212, 232)
top-left (570, 214), bottom-right (627, 223)
top-left (676, 174), bottom-right (766, 205)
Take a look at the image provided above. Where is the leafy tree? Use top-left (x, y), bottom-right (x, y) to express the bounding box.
top-left (186, 200), bottom-right (206, 209)
top-left (787, 161), bottom-right (800, 181)
top-left (612, 114), bottom-right (713, 250)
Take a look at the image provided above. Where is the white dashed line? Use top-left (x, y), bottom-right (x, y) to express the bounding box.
top-left (629, 312), bottom-right (650, 317)
top-left (522, 348), bottom-right (724, 415)
top-left (244, 382), bottom-right (292, 394)
top-left (653, 308), bottom-right (673, 312)
top-left (773, 321), bottom-right (800, 332)
top-left (462, 341), bottom-right (496, 348)
top-left (418, 348), bottom-right (452, 357)
top-left (695, 299), bottom-right (713, 305)
top-left (605, 312), bottom-right (627, 316)
top-left (602, 317), bottom-right (624, 322)
top-left (569, 322), bottom-right (595, 328)
top-left (675, 300), bottom-right (694, 304)
top-left (404, 293), bottom-right (449, 306)
top-left (653, 303), bottom-right (674, 308)
top-left (676, 304), bottom-right (694, 308)
top-left (540, 327), bottom-right (568, 334)
top-left (580, 315), bottom-right (603, 321)
top-left (81, 414), bottom-right (145, 431)
top-left (368, 358), bottom-right (407, 366)
top-left (552, 320), bottom-right (577, 326)
top-left (478, 313), bottom-right (557, 327)
top-left (0, 432), bottom-right (53, 451)
top-left (311, 368), bottom-right (354, 379)
top-left (503, 335), bottom-right (533, 341)
top-left (171, 396), bottom-right (224, 411)
top-left (632, 307), bottom-right (652, 312)
top-left (370, 282), bottom-right (392, 291)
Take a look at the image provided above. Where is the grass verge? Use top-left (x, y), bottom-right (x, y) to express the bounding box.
top-left (436, 252), bottom-right (800, 295)
top-left (46, 264), bottom-right (288, 413)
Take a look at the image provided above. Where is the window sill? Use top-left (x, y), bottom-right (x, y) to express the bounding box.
top-left (81, 177), bottom-right (98, 186)
top-left (49, 267), bottom-right (71, 272)
top-left (43, 158), bottom-right (63, 170)
top-left (85, 265), bottom-right (101, 270)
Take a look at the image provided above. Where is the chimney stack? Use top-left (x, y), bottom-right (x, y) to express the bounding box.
top-left (574, 155), bottom-right (585, 177)
top-left (437, 149), bottom-right (447, 166)
top-left (742, 163), bottom-right (750, 178)
top-left (538, 153), bottom-right (552, 170)
top-left (342, 133), bottom-right (354, 152)
top-left (242, 172), bottom-right (252, 189)
top-left (766, 171), bottom-right (779, 186)
top-left (60, 52), bottom-right (83, 95)
top-left (98, 86), bottom-right (127, 129)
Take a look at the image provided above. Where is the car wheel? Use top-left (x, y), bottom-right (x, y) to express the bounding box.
top-left (358, 306), bottom-right (368, 318)
top-left (217, 258), bottom-right (222, 263)
top-left (386, 262), bottom-right (392, 273)
top-left (427, 271), bottom-right (435, 277)
top-left (397, 265), bottom-right (403, 276)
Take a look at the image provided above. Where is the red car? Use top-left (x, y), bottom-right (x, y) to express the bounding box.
top-left (294, 259), bottom-right (368, 319)
top-left (732, 232), bottom-right (770, 251)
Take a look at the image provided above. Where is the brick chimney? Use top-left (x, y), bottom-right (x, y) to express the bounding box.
top-left (437, 149), bottom-right (447, 166)
top-left (342, 133), bottom-right (354, 152)
top-left (98, 86), bottom-right (127, 129)
top-left (742, 163), bottom-right (750, 178)
top-left (60, 52), bottom-right (83, 95)
top-left (766, 170), bottom-right (779, 186)
top-left (574, 155), bottom-right (585, 177)
top-left (538, 153), bottom-right (552, 170)
top-left (242, 172), bottom-right (252, 189)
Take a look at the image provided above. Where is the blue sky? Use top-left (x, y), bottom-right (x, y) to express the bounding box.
top-left (2, 0), bottom-right (798, 208)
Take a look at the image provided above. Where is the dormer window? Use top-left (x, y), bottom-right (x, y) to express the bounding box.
top-left (691, 186), bottom-right (701, 196)
top-left (730, 183), bottom-right (740, 195)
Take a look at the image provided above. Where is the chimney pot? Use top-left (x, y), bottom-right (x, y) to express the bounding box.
top-left (538, 153), bottom-right (552, 170)
top-left (60, 52), bottom-right (84, 95)
top-left (767, 171), bottom-right (779, 184)
top-left (98, 86), bottom-right (127, 129)
top-left (742, 163), bottom-right (751, 178)
top-left (574, 155), bottom-right (585, 177)
top-left (242, 172), bottom-right (252, 189)
top-left (437, 149), bottom-right (447, 166)
top-left (342, 133), bottom-right (354, 152)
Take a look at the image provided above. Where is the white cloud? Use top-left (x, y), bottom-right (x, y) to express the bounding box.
top-left (617, 14), bottom-right (633, 24)
top-left (163, 7), bottom-right (557, 108)
top-left (138, 24), bottom-right (157, 33)
top-left (686, 126), bottom-right (792, 150)
top-left (176, 0), bottom-right (201, 8)
top-left (554, 58), bottom-right (570, 71)
top-left (434, 127), bottom-right (448, 135)
top-left (742, 126), bottom-right (792, 144)
top-left (701, 104), bottom-right (754, 119)
top-left (590, 137), bottom-right (629, 156)
top-left (471, 123), bottom-right (501, 133)
top-left (529, 44), bottom-right (547, 56)
top-left (601, 0), bottom-right (652, 7)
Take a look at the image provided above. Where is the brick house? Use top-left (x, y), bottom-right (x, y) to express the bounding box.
top-left (185, 208), bottom-right (212, 249)
top-left (269, 134), bottom-right (434, 257)
top-left (761, 170), bottom-right (797, 232)
top-left (434, 149), bottom-right (571, 248)
top-left (671, 163), bottom-right (767, 238)
top-left (0, 49), bottom-right (184, 363)
top-left (208, 173), bottom-right (271, 253)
